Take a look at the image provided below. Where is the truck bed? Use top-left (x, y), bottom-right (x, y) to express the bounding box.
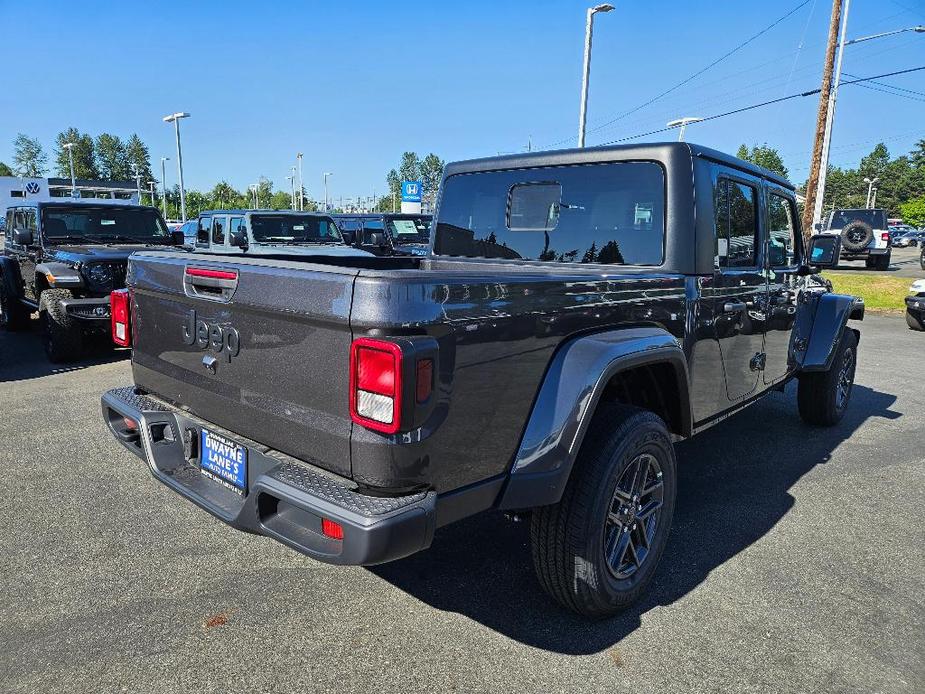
top-left (128, 250), bottom-right (687, 493)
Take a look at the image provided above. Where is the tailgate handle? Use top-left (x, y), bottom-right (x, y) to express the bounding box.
top-left (184, 266), bottom-right (238, 302)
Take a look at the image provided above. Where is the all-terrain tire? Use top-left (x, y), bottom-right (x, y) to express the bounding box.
top-left (797, 329), bottom-right (858, 426)
top-left (907, 310), bottom-right (924, 332)
top-left (0, 272), bottom-right (31, 331)
top-left (39, 289), bottom-right (84, 363)
top-left (530, 404), bottom-right (677, 618)
top-left (840, 221), bottom-right (873, 252)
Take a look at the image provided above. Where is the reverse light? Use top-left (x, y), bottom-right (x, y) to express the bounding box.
top-left (350, 338), bottom-right (403, 434)
top-left (111, 289), bottom-right (131, 347)
top-left (321, 518), bottom-right (344, 540)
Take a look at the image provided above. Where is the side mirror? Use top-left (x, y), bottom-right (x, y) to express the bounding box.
top-left (229, 228), bottom-right (248, 250)
top-left (340, 230), bottom-right (354, 245)
top-left (170, 230), bottom-right (185, 246)
top-left (368, 232), bottom-right (385, 247)
top-left (13, 229), bottom-right (33, 247)
top-left (805, 234), bottom-right (841, 269)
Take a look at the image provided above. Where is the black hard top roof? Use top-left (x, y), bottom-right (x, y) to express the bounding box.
top-left (330, 213), bottom-right (432, 219)
top-left (199, 209), bottom-right (333, 216)
top-left (15, 201), bottom-right (159, 211)
top-left (443, 141), bottom-right (794, 190)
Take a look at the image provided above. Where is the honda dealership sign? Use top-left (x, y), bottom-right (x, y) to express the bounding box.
top-left (401, 180), bottom-right (422, 213)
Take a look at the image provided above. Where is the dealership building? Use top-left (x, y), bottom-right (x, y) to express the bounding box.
top-left (1, 176), bottom-right (140, 209)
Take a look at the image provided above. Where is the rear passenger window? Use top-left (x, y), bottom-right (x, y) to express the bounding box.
top-left (768, 193), bottom-right (797, 267)
top-left (197, 217), bottom-right (211, 245)
top-left (212, 216), bottom-right (225, 245)
top-left (229, 216), bottom-right (244, 235)
top-left (433, 161), bottom-right (665, 265)
top-left (715, 178), bottom-right (758, 268)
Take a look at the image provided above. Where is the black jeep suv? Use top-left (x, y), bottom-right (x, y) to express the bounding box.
top-left (0, 202), bottom-right (182, 362)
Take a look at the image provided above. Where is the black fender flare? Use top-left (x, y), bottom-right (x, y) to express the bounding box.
top-left (498, 327), bottom-right (690, 510)
top-left (35, 262), bottom-right (84, 290)
top-left (0, 256), bottom-right (24, 297)
top-left (798, 292), bottom-right (863, 373)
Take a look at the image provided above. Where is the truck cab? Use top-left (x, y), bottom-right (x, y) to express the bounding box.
top-left (192, 209), bottom-right (375, 258)
top-left (332, 213), bottom-right (432, 256)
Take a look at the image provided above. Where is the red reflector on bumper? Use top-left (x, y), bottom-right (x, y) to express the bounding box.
top-left (322, 518), bottom-right (344, 540)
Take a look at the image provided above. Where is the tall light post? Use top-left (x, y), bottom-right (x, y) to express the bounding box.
top-left (666, 117), bottom-right (703, 142)
top-left (577, 3), bottom-right (615, 148)
top-left (864, 177), bottom-right (879, 209)
top-left (148, 181), bottom-right (157, 208)
top-left (132, 164), bottom-right (141, 204)
top-left (162, 112), bottom-right (190, 222)
top-left (323, 172), bottom-right (332, 211)
top-left (812, 11), bottom-right (924, 226)
top-left (296, 152), bottom-right (304, 211)
top-left (286, 174), bottom-right (295, 210)
top-left (61, 142), bottom-right (77, 196)
top-left (160, 157), bottom-right (170, 218)
top-left (249, 184), bottom-right (259, 209)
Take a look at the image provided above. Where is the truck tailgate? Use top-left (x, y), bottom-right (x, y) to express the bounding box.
top-left (129, 252), bottom-right (357, 478)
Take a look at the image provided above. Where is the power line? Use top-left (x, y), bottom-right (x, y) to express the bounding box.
top-left (568, 0), bottom-right (813, 144)
top-left (843, 71), bottom-right (925, 97)
top-left (597, 66), bottom-right (925, 146)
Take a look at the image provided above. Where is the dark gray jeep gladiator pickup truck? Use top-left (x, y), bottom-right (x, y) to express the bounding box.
top-left (102, 143), bottom-right (862, 617)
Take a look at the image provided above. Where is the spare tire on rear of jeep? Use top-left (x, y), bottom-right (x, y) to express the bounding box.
top-left (841, 220), bottom-right (874, 252)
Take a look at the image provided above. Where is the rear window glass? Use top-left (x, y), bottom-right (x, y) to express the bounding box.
top-left (433, 162), bottom-right (665, 265)
top-left (827, 209), bottom-right (887, 230)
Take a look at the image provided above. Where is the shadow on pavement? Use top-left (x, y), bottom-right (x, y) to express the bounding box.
top-left (0, 318), bottom-right (128, 383)
top-left (370, 383), bottom-right (899, 654)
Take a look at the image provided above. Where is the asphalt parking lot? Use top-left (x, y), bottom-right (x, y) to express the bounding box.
top-left (1, 313), bottom-right (923, 693)
top-left (836, 246), bottom-right (923, 278)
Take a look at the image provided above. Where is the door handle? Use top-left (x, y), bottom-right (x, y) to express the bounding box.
top-left (723, 301), bottom-right (747, 313)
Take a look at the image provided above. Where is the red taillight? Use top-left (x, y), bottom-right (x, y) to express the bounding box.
top-left (881, 232), bottom-right (890, 242)
top-left (321, 518), bottom-right (344, 540)
top-left (185, 267), bottom-right (238, 281)
top-left (111, 289), bottom-right (131, 347)
top-left (350, 338), bottom-right (402, 434)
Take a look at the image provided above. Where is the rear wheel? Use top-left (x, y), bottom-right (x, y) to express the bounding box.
top-left (0, 274), bottom-right (30, 331)
top-left (39, 289), bottom-right (84, 363)
top-left (876, 252), bottom-right (891, 270)
top-left (907, 310), bottom-right (925, 332)
top-left (530, 404), bottom-right (677, 618)
top-left (797, 330), bottom-right (857, 426)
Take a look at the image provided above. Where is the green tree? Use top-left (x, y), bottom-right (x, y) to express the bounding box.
top-left (398, 151), bottom-right (421, 184)
top-left (95, 133), bottom-right (130, 180)
top-left (12, 133), bottom-right (47, 176)
top-left (54, 128), bottom-right (98, 179)
top-left (0, 162), bottom-right (13, 176)
top-left (269, 190), bottom-right (292, 210)
top-left (209, 181), bottom-right (239, 209)
top-left (420, 153), bottom-right (445, 207)
top-left (736, 143), bottom-right (788, 178)
top-left (900, 196), bottom-right (925, 227)
top-left (125, 134), bottom-right (153, 184)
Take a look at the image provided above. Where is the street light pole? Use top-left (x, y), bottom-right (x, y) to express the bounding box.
top-left (162, 112), bottom-right (190, 222)
top-left (667, 117), bottom-right (704, 142)
top-left (287, 175), bottom-right (295, 210)
top-left (577, 4), bottom-right (614, 148)
top-left (160, 157), bottom-right (170, 218)
top-left (132, 164), bottom-right (141, 204)
top-left (62, 142), bottom-right (77, 197)
top-left (323, 172), bottom-right (332, 211)
top-left (148, 181), bottom-right (157, 208)
top-left (864, 177), bottom-right (879, 208)
top-left (296, 153), bottom-right (304, 211)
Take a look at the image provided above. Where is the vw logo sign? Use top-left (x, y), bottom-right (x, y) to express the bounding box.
top-left (25, 182), bottom-right (40, 195)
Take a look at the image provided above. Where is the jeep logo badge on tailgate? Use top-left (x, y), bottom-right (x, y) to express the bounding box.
top-left (182, 309), bottom-right (240, 363)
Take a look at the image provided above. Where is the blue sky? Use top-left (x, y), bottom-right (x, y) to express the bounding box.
top-left (1, 0), bottom-right (923, 202)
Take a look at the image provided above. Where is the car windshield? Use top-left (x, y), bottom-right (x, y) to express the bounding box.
top-left (827, 209), bottom-right (887, 230)
top-left (385, 217), bottom-right (431, 245)
top-left (250, 215), bottom-right (343, 244)
top-left (42, 206), bottom-right (169, 243)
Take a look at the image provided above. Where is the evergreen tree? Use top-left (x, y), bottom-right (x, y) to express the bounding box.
top-left (54, 128), bottom-right (98, 179)
top-left (12, 133), bottom-right (47, 176)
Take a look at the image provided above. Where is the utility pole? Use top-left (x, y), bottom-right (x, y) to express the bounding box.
top-left (801, 0), bottom-right (844, 242)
